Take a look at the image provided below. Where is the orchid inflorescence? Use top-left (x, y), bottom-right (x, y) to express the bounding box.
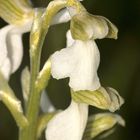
top-left (0, 0), bottom-right (125, 140)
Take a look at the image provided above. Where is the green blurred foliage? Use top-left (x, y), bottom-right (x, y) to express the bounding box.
top-left (0, 0), bottom-right (140, 140)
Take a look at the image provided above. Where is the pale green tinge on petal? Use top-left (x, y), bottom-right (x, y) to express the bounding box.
top-left (45, 100), bottom-right (88, 140)
top-left (83, 113), bottom-right (125, 140)
top-left (0, 0), bottom-right (33, 25)
top-left (98, 16), bottom-right (118, 39)
top-left (72, 87), bottom-right (124, 112)
top-left (70, 11), bottom-right (118, 41)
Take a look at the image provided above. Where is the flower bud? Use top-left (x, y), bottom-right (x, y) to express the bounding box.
top-left (70, 11), bottom-right (118, 41)
top-left (83, 113), bottom-right (125, 140)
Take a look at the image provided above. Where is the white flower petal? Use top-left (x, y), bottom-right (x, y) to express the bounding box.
top-left (6, 21), bottom-right (32, 73)
top-left (7, 32), bottom-right (23, 73)
top-left (51, 45), bottom-right (77, 79)
top-left (0, 25), bottom-right (14, 79)
top-left (66, 30), bottom-right (75, 47)
top-left (0, 58), bottom-right (11, 80)
top-left (51, 9), bottom-right (71, 25)
top-left (51, 38), bottom-right (100, 91)
top-left (0, 20), bottom-right (32, 79)
top-left (45, 100), bottom-right (88, 140)
top-left (88, 16), bottom-right (109, 39)
top-left (69, 40), bottom-right (100, 91)
top-left (11, 20), bottom-right (33, 34)
top-left (50, 30), bottom-right (75, 78)
top-left (40, 91), bottom-right (55, 113)
top-left (0, 25), bottom-right (12, 68)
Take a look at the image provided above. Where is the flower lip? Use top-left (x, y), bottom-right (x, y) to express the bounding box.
top-left (51, 30), bottom-right (101, 91)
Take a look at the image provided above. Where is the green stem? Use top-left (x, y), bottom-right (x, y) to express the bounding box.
top-left (19, 90), bottom-right (41, 140)
top-left (19, 1), bottom-right (67, 140)
top-left (19, 10), bottom-right (45, 140)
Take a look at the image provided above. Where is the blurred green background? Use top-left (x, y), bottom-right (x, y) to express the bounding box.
top-left (0, 0), bottom-right (140, 140)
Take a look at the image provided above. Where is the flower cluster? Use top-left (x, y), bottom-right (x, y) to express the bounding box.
top-left (45, 1), bottom-right (124, 140)
top-left (0, 0), bottom-right (124, 140)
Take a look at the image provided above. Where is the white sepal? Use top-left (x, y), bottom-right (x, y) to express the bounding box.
top-left (7, 31), bottom-right (23, 73)
top-left (45, 100), bottom-right (88, 140)
top-left (0, 20), bottom-right (32, 79)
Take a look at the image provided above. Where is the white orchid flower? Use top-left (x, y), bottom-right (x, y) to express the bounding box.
top-left (0, 0), bottom-right (71, 80)
top-left (51, 30), bottom-right (101, 91)
top-left (0, 22), bottom-right (33, 80)
top-left (50, 7), bottom-right (118, 91)
top-left (45, 100), bottom-right (88, 140)
top-left (0, 0), bottom-right (34, 80)
top-left (46, 8), bottom-right (119, 140)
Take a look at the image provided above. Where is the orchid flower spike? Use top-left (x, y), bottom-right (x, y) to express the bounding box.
top-left (0, 0), bottom-right (71, 80)
top-left (45, 100), bottom-right (88, 140)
